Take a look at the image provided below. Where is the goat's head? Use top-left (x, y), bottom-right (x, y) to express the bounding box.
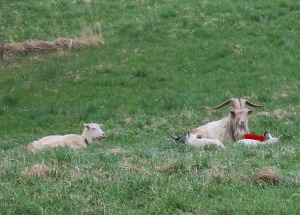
top-left (83, 123), bottom-right (106, 144)
top-left (226, 108), bottom-right (253, 140)
top-left (230, 108), bottom-right (252, 133)
top-left (171, 134), bottom-right (184, 143)
top-left (267, 133), bottom-right (283, 143)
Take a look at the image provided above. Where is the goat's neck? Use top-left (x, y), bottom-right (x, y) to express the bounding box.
top-left (227, 119), bottom-right (237, 141)
top-left (84, 138), bottom-right (92, 146)
top-left (82, 131), bottom-right (93, 145)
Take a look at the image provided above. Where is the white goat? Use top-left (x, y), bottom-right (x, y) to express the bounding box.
top-left (186, 130), bottom-right (225, 148)
top-left (235, 133), bottom-right (282, 146)
top-left (192, 98), bottom-right (262, 142)
top-left (28, 123), bottom-right (106, 152)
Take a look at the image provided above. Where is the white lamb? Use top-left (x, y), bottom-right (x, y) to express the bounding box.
top-left (28, 123), bottom-right (106, 152)
top-left (235, 133), bottom-right (282, 146)
top-left (186, 130), bottom-right (225, 148)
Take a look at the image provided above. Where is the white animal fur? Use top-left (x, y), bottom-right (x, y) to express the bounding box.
top-left (186, 130), bottom-right (225, 148)
top-left (192, 108), bottom-right (252, 142)
top-left (192, 98), bottom-right (262, 142)
top-left (235, 133), bottom-right (282, 146)
top-left (28, 123), bottom-right (106, 152)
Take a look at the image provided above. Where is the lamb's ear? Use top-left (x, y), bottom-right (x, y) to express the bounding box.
top-left (187, 130), bottom-right (190, 137)
top-left (84, 124), bottom-right (90, 129)
top-left (248, 110), bottom-right (253, 114)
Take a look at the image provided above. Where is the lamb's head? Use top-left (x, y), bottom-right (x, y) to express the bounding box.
top-left (186, 130), bottom-right (197, 144)
top-left (266, 133), bottom-right (283, 144)
top-left (171, 135), bottom-right (184, 144)
top-left (230, 108), bottom-right (252, 140)
top-left (82, 123), bottom-right (106, 145)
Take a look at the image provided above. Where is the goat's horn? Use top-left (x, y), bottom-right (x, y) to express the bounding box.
top-left (213, 98), bottom-right (240, 109)
top-left (243, 99), bottom-right (262, 108)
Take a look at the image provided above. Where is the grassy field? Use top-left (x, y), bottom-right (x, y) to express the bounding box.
top-left (1, 0), bottom-right (300, 214)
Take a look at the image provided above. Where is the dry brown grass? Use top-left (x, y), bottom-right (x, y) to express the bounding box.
top-left (205, 162), bottom-right (232, 184)
top-left (143, 118), bottom-right (167, 130)
top-left (155, 162), bottom-right (179, 173)
top-left (257, 108), bottom-right (290, 120)
top-left (124, 117), bottom-right (135, 125)
top-left (106, 148), bottom-right (125, 155)
top-left (22, 164), bottom-right (48, 178)
top-left (119, 157), bottom-right (150, 174)
top-left (1, 35), bottom-right (103, 59)
top-left (256, 167), bottom-right (281, 185)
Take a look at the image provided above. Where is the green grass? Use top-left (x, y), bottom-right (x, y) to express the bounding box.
top-left (1, 0), bottom-right (300, 214)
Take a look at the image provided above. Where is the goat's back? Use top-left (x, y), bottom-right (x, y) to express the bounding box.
top-left (192, 117), bottom-right (232, 141)
top-left (28, 134), bottom-right (85, 152)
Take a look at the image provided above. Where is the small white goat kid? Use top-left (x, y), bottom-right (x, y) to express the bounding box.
top-left (28, 123), bottom-right (106, 152)
top-left (186, 130), bottom-right (225, 148)
top-left (235, 133), bottom-right (282, 146)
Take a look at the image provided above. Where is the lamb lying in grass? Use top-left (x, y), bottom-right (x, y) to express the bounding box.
top-left (28, 123), bottom-right (106, 152)
top-left (235, 133), bottom-right (282, 146)
top-left (186, 130), bottom-right (225, 148)
top-left (172, 131), bottom-right (281, 148)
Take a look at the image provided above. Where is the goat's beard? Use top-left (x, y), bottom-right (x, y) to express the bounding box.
top-left (93, 137), bottom-right (105, 145)
top-left (234, 125), bottom-right (248, 140)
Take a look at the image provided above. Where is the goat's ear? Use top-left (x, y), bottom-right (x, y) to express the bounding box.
top-left (230, 109), bottom-right (236, 116)
top-left (248, 110), bottom-right (253, 114)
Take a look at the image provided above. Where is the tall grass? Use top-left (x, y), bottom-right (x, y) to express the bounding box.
top-left (0, 0), bottom-right (299, 214)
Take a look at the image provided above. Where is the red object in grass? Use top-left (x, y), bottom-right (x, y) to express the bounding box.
top-left (244, 133), bottom-right (266, 142)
